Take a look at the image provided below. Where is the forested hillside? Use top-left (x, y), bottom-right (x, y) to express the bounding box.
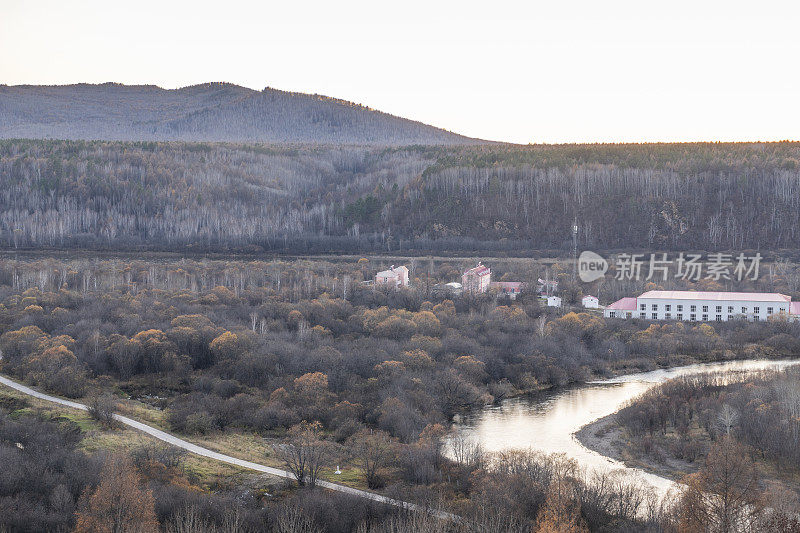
top-left (2, 140), bottom-right (800, 253)
top-left (0, 83), bottom-right (476, 145)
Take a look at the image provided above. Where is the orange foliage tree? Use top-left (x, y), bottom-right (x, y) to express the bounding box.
top-left (74, 454), bottom-right (159, 533)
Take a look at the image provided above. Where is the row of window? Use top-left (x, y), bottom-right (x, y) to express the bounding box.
top-left (607, 310), bottom-right (770, 321)
top-left (639, 303), bottom-right (781, 315)
top-left (634, 312), bottom-right (765, 322)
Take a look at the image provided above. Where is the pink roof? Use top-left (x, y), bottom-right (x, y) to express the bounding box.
top-left (639, 290), bottom-right (791, 303)
top-left (607, 297), bottom-right (637, 311)
top-left (464, 265), bottom-right (490, 276)
top-left (791, 302), bottom-right (800, 315)
top-left (491, 281), bottom-right (522, 289)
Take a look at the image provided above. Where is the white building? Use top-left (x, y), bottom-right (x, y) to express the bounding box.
top-left (547, 296), bottom-right (562, 308)
top-left (604, 290), bottom-right (800, 322)
top-left (375, 265), bottom-right (409, 288)
top-left (582, 295), bottom-right (600, 309)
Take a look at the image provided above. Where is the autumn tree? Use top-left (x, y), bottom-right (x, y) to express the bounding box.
top-left (74, 453), bottom-right (159, 533)
top-left (209, 331), bottom-right (249, 362)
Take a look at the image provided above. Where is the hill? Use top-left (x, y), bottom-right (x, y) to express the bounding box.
top-left (0, 82), bottom-right (479, 145)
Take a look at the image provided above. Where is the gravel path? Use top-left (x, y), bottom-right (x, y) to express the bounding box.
top-left (0, 374), bottom-right (453, 519)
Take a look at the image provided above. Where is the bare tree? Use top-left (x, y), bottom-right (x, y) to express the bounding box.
top-left (272, 421), bottom-right (329, 488)
top-left (673, 437), bottom-right (763, 533)
top-left (448, 433), bottom-right (484, 469)
top-left (717, 404), bottom-right (739, 436)
top-left (347, 429), bottom-right (395, 489)
top-left (275, 504), bottom-right (320, 533)
top-left (87, 391), bottom-right (117, 428)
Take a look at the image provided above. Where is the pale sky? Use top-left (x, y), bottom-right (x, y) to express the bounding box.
top-left (2, 0), bottom-right (799, 144)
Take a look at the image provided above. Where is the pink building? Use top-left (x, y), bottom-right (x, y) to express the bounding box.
top-left (462, 263), bottom-right (491, 294)
top-left (603, 297), bottom-right (638, 318)
top-left (375, 265), bottom-right (409, 287)
top-left (605, 291), bottom-right (800, 321)
top-left (490, 281), bottom-right (523, 299)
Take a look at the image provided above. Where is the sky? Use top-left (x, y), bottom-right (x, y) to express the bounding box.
top-left (2, 0), bottom-right (799, 144)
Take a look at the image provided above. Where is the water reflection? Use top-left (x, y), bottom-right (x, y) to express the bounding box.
top-left (450, 359), bottom-right (800, 495)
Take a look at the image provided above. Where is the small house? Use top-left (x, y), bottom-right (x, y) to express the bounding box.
top-left (582, 295), bottom-right (599, 309)
top-left (547, 296), bottom-right (562, 308)
top-left (375, 265), bottom-right (409, 288)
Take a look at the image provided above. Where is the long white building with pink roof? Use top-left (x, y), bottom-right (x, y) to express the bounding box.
top-left (604, 290), bottom-right (800, 322)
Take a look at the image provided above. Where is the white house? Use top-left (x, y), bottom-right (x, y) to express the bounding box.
top-left (547, 296), bottom-right (562, 308)
top-left (604, 290), bottom-right (800, 322)
top-left (375, 265), bottom-right (409, 288)
top-left (581, 295), bottom-right (600, 309)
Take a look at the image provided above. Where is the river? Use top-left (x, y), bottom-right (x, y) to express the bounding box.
top-left (449, 358), bottom-right (800, 497)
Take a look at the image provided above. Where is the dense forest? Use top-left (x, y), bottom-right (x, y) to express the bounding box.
top-left (2, 141), bottom-right (800, 253)
top-left (0, 83), bottom-right (476, 145)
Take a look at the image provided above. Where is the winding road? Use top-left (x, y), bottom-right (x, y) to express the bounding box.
top-left (0, 374), bottom-right (451, 519)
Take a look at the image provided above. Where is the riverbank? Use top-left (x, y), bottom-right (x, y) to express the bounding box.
top-left (575, 360), bottom-right (800, 494)
top-left (574, 413), bottom-right (699, 482)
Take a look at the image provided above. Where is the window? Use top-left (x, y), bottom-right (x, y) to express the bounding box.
top-left (767, 307), bottom-right (774, 314)
top-left (728, 306), bottom-right (734, 313)
top-left (716, 305), bottom-right (722, 313)
top-left (754, 307), bottom-right (760, 314)
top-left (753, 316), bottom-right (760, 322)
top-left (609, 311), bottom-right (616, 318)
top-left (677, 305), bottom-right (683, 312)
top-left (640, 304), bottom-right (646, 311)
top-left (716, 315), bottom-right (722, 321)
top-left (651, 313), bottom-right (658, 319)
top-left (640, 313), bottom-right (646, 319)
top-left (665, 313), bottom-right (671, 319)
top-left (665, 304), bottom-right (671, 312)
top-left (651, 304), bottom-right (658, 311)
top-left (702, 305), bottom-right (708, 313)
top-left (690, 314), bottom-right (696, 321)
top-left (691, 305), bottom-right (697, 312)
top-left (702, 314), bottom-right (708, 321)
top-left (677, 313), bottom-right (683, 320)
top-left (741, 307), bottom-right (747, 314)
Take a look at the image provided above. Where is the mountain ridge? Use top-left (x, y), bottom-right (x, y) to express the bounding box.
top-left (0, 82), bottom-right (484, 145)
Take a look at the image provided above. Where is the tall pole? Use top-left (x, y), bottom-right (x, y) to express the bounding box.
top-left (572, 218), bottom-right (578, 282)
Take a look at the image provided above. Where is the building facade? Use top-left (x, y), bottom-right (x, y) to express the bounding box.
top-left (490, 281), bottom-right (523, 299)
top-left (375, 265), bottom-right (409, 287)
top-left (462, 263), bottom-right (491, 294)
top-left (604, 291), bottom-right (798, 321)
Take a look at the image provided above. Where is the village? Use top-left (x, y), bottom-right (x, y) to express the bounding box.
top-left (373, 262), bottom-right (800, 322)
top-left (372, 262), bottom-right (600, 310)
